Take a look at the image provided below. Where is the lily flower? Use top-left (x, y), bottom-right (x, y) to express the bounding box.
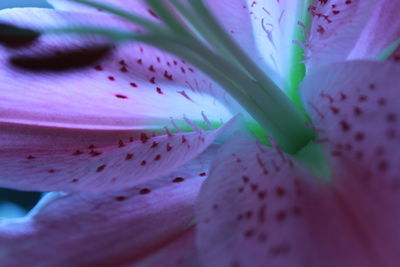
top-left (0, 0), bottom-right (399, 266)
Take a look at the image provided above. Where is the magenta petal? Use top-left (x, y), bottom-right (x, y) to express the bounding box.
top-left (196, 132), bottom-right (400, 266)
top-left (0, 152), bottom-right (210, 266)
top-left (301, 61), bottom-right (400, 266)
top-left (132, 228), bottom-right (199, 267)
top-left (203, 0), bottom-right (300, 80)
top-left (196, 134), bottom-right (315, 266)
top-left (0, 8), bottom-right (237, 192)
top-left (0, 8), bottom-right (233, 130)
top-left (349, 0), bottom-right (400, 60)
top-left (306, 0), bottom-right (380, 71)
top-left (302, 61), bottom-right (400, 187)
top-left (0, 118), bottom-right (235, 192)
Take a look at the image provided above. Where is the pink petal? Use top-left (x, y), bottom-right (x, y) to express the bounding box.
top-left (0, 8), bottom-right (237, 192)
top-left (203, 0), bottom-right (301, 80)
top-left (301, 60), bottom-right (400, 187)
top-left (0, 117), bottom-right (235, 192)
top-left (348, 0), bottom-right (400, 60)
top-left (306, 0), bottom-right (380, 71)
top-left (50, 0), bottom-right (301, 82)
top-left (0, 151), bottom-right (209, 266)
top-left (131, 228), bottom-right (199, 267)
top-left (196, 134), bottom-right (315, 266)
top-left (0, 8), bottom-right (233, 130)
top-left (301, 60), bottom-right (400, 266)
top-left (196, 133), bottom-right (400, 266)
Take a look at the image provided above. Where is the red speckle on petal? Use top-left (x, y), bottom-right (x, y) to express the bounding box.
top-left (89, 150), bottom-right (102, 157)
top-left (140, 188), bottom-right (151, 194)
top-left (156, 87), bottom-right (164, 94)
top-left (125, 153), bottom-right (133, 160)
top-left (173, 177), bottom-right (184, 183)
top-left (140, 133), bottom-right (149, 143)
top-left (164, 71), bottom-right (173, 80)
top-left (166, 143), bottom-right (173, 152)
top-left (115, 196), bottom-right (126, 201)
top-left (96, 164), bottom-right (106, 172)
top-left (108, 76), bottom-right (115, 81)
top-left (118, 140), bottom-right (125, 148)
top-left (276, 187), bottom-right (286, 197)
top-left (151, 141), bottom-right (159, 148)
top-left (115, 94), bottom-right (128, 99)
top-left (72, 150), bottom-right (83, 156)
top-left (148, 9), bottom-right (159, 18)
top-left (275, 210), bottom-right (287, 222)
top-left (339, 120), bottom-right (351, 132)
top-left (94, 65), bottom-right (103, 71)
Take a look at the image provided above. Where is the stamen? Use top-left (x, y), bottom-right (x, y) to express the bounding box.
top-left (54, 0), bottom-right (316, 153)
top-left (183, 115), bottom-right (201, 132)
top-left (201, 111), bottom-right (215, 129)
top-left (169, 117), bottom-right (181, 132)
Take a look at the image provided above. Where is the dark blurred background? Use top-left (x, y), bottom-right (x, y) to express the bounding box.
top-left (0, 0), bottom-right (51, 218)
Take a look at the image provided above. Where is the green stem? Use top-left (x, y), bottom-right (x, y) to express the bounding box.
top-left (64, 0), bottom-right (316, 153)
top-left (187, 0), bottom-right (314, 152)
top-left (145, 0), bottom-right (189, 36)
top-left (378, 38), bottom-right (400, 61)
top-left (71, 0), bottom-right (164, 33)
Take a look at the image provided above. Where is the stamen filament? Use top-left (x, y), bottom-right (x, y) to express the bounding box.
top-left (68, 0), bottom-right (316, 153)
top-left (72, 0), bottom-right (164, 33)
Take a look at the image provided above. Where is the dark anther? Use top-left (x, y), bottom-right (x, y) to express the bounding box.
top-left (0, 23), bottom-right (40, 48)
top-left (10, 45), bottom-right (112, 71)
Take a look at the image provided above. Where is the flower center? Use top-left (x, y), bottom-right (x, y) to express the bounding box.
top-left (55, 0), bottom-right (316, 154)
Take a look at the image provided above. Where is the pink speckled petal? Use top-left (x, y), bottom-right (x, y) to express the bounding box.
top-left (50, 0), bottom-right (302, 82)
top-left (0, 117), bottom-right (234, 192)
top-left (305, 0), bottom-right (379, 71)
top-left (301, 60), bottom-right (400, 266)
top-left (0, 8), bottom-right (233, 130)
top-left (202, 0), bottom-right (302, 81)
top-left (0, 8), bottom-right (237, 192)
top-left (196, 132), bottom-right (400, 267)
top-left (196, 134), bottom-right (316, 267)
top-left (302, 61), bottom-right (400, 186)
top-left (0, 150), bottom-right (210, 266)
